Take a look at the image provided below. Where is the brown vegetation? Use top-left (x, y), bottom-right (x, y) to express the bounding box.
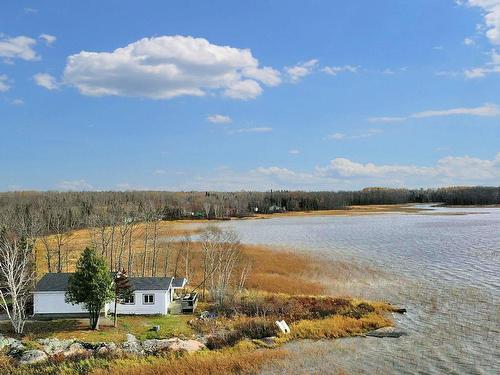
top-left (34, 223), bottom-right (337, 295)
top-left (91, 347), bottom-right (288, 375)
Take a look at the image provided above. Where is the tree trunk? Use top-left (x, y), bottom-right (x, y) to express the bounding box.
top-left (114, 297), bottom-right (118, 327)
top-left (127, 227), bottom-right (133, 275)
top-left (90, 310), bottom-right (100, 330)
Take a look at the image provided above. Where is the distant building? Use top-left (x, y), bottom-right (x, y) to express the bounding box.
top-left (268, 205), bottom-right (286, 213)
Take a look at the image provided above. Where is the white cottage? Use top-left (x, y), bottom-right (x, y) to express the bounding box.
top-left (32, 273), bottom-right (187, 318)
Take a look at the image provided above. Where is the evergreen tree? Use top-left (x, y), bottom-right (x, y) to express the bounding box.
top-left (66, 247), bottom-right (114, 330)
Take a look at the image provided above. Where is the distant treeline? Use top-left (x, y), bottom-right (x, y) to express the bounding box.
top-left (0, 186), bottom-right (498, 227)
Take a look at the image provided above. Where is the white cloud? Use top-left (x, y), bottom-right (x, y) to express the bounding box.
top-left (57, 179), bottom-right (93, 191)
top-left (367, 116), bottom-right (406, 123)
top-left (317, 158), bottom-right (435, 178)
top-left (285, 59), bottom-right (318, 82)
top-left (465, 0), bottom-right (500, 45)
top-left (235, 127), bottom-right (273, 133)
top-left (174, 153), bottom-right (500, 190)
top-left (0, 35), bottom-right (38, 61)
top-left (328, 133), bottom-right (346, 140)
top-left (0, 74), bottom-right (10, 92)
top-left (154, 169), bottom-right (166, 175)
top-left (317, 154), bottom-right (500, 181)
top-left (322, 65), bottom-right (358, 75)
top-left (464, 51), bottom-right (500, 77)
top-left (63, 35), bottom-right (281, 100)
top-left (207, 114), bottom-right (232, 124)
top-left (223, 79), bottom-right (262, 99)
top-left (24, 7), bottom-right (37, 14)
top-left (39, 34), bottom-right (56, 46)
top-left (326, 129), bottom-right (382, 140)
top-left (33, 73), bottom-right (59, 90)
top-left (369, 103), bottom-right (500, 122)
top-left (289, 149), bottom-right (300, 155)
top-left (412, 103), bottom-right (500, 117)
top-left (11, 98), bottom-right (24, 106)
top-left (464, 37), bottom-right (475, 45)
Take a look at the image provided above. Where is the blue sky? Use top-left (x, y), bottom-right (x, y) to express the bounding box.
top-left (1, 0), bottom-right (499, 191)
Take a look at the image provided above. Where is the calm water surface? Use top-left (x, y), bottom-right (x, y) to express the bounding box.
top-left (218, 206), bottom-right (500, 374)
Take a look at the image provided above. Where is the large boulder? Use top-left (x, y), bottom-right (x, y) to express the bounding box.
top-left (142, 339), bottom-right (171, 353)
top-left (38, 338), bottom-right (75, 355)
top-left (7, 338), bottom-right (25, 354)
top-left (64, 342), bottom-right (90, 358)
top-left (19, 350), bottom-right (48, 365)
top-left (367, 327), bottom-right (407, 338)
top-left (96, 342), bottom-right (119, 356)
top-left (168, 338), bottom-right (205, 353)
top-left (142, 338), bottom-right (205, 354)
top-left (122, 334), bottom-right (143, 355)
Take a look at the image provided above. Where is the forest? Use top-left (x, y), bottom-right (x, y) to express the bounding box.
top-left (0, 186), bottom-right (498, 226)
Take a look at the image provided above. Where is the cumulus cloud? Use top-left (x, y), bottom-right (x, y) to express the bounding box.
top-left (369, 103), bottom-right (500, 122)
top-left (285, 59), bottom-right (318, 82)
top-left (63, 35), bottom-right (281, 100)
top-left (39, 34), bottom-right (56, 46)
top-left (316, 154), bottom-right (500, 184)
top-left (0, 74), bottom-right (10, 92)
top-left (175, 153), bottom-right (500, 191)
top-left (33, 73), bottom-right (59, 90)
top-left (207, 114), bottom-right (232, 124)
top-left (464, 49), bottom-right (500, 77)
top-left (57, 179), bottom-right (93, 191)
top-left (465, 0), bottom-right (500, 45)
top-left (461, 2), bottom-right (500, 77)
top-left (289, 149), bottom-right (300, 155)
top-left (322, 65), bottom-right (358, 75)
top-left (0, 35), bottom-right (38, 61)
top-left (317, 158), bottom-right (436, 178)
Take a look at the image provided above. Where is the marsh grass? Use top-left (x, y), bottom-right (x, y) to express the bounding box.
top-left (90, 347), bottom-right (288, 375)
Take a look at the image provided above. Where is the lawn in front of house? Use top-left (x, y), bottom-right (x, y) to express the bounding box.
top-left (1, 314), bottom-right (194, 342)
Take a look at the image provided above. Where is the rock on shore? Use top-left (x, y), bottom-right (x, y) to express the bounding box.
top-left (366, 327), bottom-right (407, 338)
top-left (0, 334), bottom-right (206, 365)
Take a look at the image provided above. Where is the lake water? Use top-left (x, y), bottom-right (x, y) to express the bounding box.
top-left (217, 206), bottom-right (500, 374)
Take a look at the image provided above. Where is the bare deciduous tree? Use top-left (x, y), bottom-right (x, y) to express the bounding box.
top-left (0, 233), bottom-right (35, 334)
top-left (199, 226), bottom-right (248, 306)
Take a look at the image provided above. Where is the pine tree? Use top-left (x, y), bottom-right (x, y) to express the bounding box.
top-left (66, 247), bottom-right (114, 330)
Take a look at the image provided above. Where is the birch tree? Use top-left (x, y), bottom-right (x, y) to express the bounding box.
top-left (0, 231), bottom-right (35, 334)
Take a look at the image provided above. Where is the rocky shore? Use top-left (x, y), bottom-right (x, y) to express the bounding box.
top-left (0, 334), bottom-right (206, 365)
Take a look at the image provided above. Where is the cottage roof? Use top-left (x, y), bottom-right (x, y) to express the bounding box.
top-left (35, 273), bottom-right (187, 292)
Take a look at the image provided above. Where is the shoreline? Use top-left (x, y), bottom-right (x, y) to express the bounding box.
top-left (246, 204), bottom-right (429, 219)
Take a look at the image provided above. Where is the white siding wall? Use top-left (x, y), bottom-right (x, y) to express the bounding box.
top-left (33, 292), bottom-right (89, 314)
top-left (34, 290), bottom-right (170, 316)
top-left (108, 290), bottom-right (170, 315)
